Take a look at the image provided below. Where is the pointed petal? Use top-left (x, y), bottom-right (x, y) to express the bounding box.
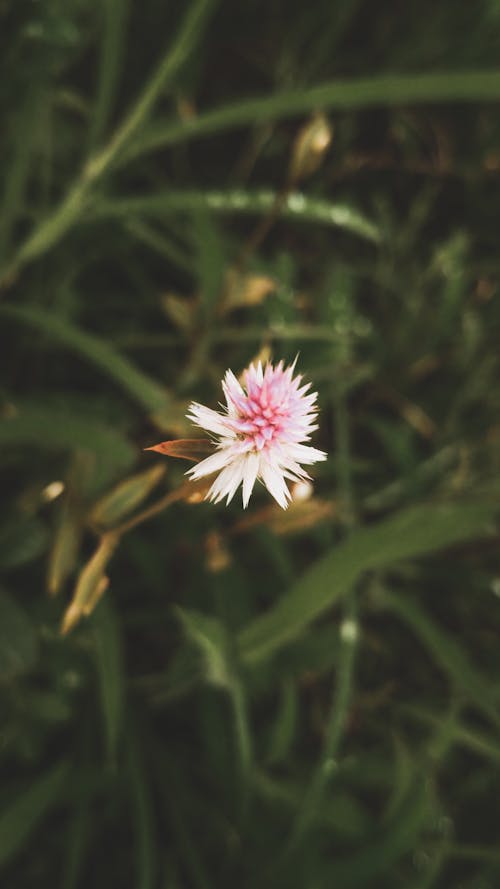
top-left (222, 369), bottom-right (244, 415)
top-left (260, 461), bottom-right (291, 510)
top-left (208, 459), bottom-right (245, 504)
top-left (187, 403), bottom-right (235, 437)
top-left (242, 453), bottom-right (260, 508)
top-left (224, 460), bottom-right (247, 505)
top-left (188, 448), bottom-right (234, 480)
top-left (286, 443), bottom-right (327, 464)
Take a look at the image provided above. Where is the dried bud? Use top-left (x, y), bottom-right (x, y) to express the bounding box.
top-left (289, 113), bottom-right (333, 182)
top-left (221, 269), bottom-right (276, 313)
top-left (61, 533), bottom-right (119, 634)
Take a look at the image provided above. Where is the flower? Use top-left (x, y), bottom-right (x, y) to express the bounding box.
top-left (186, 359), bottom-right (326, 509)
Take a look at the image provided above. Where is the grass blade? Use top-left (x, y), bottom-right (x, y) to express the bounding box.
top-left (238, 501), bottom-right (497, 663)
top-left (92, 189), bottom-right (382, 243)
top-left (87, 0), bottom-right (130, 150)
top-left (326, 778), bottom-right (430, 887)
top-left (0, 305), bottom-right (169, 412)
top-left (0, 0), bottom-right (220, 283)
top-left (383, 593), bottom-right (500, 724)
top-left (125, 70), bottom-right (500, 160)
top-left (0, 401), bottom-right (135, 472)
top-left (0, 762), bottom-right (70, 869)
top-left (0, 590), bottom-right (38, 680)
top-left (126, 734), bottom-right (157, 889)
top-left (92, 599), bottom-right (126, 761)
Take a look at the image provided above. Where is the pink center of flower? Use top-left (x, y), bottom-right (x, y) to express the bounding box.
top-left (228, 377), bottom-right (291, 451)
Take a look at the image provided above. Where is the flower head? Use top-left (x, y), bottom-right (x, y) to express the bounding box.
top-left (186, 360), bottom-right (326, 509)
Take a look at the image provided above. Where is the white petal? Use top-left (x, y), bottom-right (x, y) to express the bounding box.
top-left (187, 448), bottom-right (233, 480)
top-left (242, 453), bottom-right (260, 508)
top-left (260, 461), bottom-right (291, 510)
top-left (187, 403), bottom-right (235, 438)
top-left (285, 443), bottom-right (327, 464)
top-left (222, 370), bottom-right (244, 415)
top-left (281, 461), bottom-right (311, 482)
top-left (208, 459), bottom-right (245, 504)
top-left (224, 460), bottom-right (247, 505)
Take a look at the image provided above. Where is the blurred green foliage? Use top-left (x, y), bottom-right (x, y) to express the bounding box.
top-left (2, 0), bottom-right (500, 886)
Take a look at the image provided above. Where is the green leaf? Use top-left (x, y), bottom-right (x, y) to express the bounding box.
top-left (87, 0), bottom-right (130, 150)
top-left (92, 599), bottom-right (125, 761)
top-left (403, 704), bottom-right (500, 764)
top-left (382, 592), bottom-right (500, 724)
top-left (0, 515), bottom-right (49, 570)
top-left (88, 464), bottom-right (166, 529)
top-left (177, 608), bottom-right (252, 778)
top-left (126, 733), bottom-right (157, 889)
top-left (0, 0), bottom-right (221, 283)
top-left (265, 681), bottom-right (298, 765)
top-left (176, 607), bottom-right (232, 688)
top-left (0, 402), bottom-right (135, 479)
top-left (193, 207), bottom-right (225, 313)
top-left (92, 188), bottom-right (381, 243)
top-left (124, 70), bottom-right (500, 160)
top-left (0, 590), bottom-right (38, 680)
top-left (60, 800), bottom-right (91, 889)
top-left (255, 771), bottom-right (371, 839)
top-left (0, 761), bottom-right (70, 869)
top-left (249, 624), bottom-right (341, 695)
top-left (238, 501), bottom-right (497, 663)
top-left (46, 499), bottom-right (82, 596)
top-left (0, 305), bottom-right (169, 412)
top-left (124, 217), bottom-right (192, 271)
top-left (0, 92), bottom-right (40, 263)
top-left (326, 778), bottom-right (431, 886)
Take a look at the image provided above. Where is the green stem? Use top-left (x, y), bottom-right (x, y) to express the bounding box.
top-left (85, 0), bottom-right (218, 180)
top-left (231, 677), bottom-right (253, 785)
top-left (288, 593), bottom-right (359, 845)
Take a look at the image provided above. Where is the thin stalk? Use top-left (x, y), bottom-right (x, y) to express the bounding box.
top-left (113, 479), bottom-right (209, 535)
top-left (287, 591), bottom-right (359, 846)
top-left (85, 0), bottom-right (218, 181)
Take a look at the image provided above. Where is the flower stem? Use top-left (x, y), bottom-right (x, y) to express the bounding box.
top-left (289, 593), bottom-right (359, 844)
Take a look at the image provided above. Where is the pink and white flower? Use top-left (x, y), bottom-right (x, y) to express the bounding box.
top-left (186, 360), bottom-right (327, 509)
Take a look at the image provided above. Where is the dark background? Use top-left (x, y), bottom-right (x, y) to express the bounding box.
top-left (1, 1), bottom-right (500, 886)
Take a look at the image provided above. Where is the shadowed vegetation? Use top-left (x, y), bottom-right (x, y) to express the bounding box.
top-left (1, 1), bottom-right (500, 886)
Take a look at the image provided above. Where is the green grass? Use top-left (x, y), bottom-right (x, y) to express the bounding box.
top-left (2, 1), bottom-right (500, 887)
